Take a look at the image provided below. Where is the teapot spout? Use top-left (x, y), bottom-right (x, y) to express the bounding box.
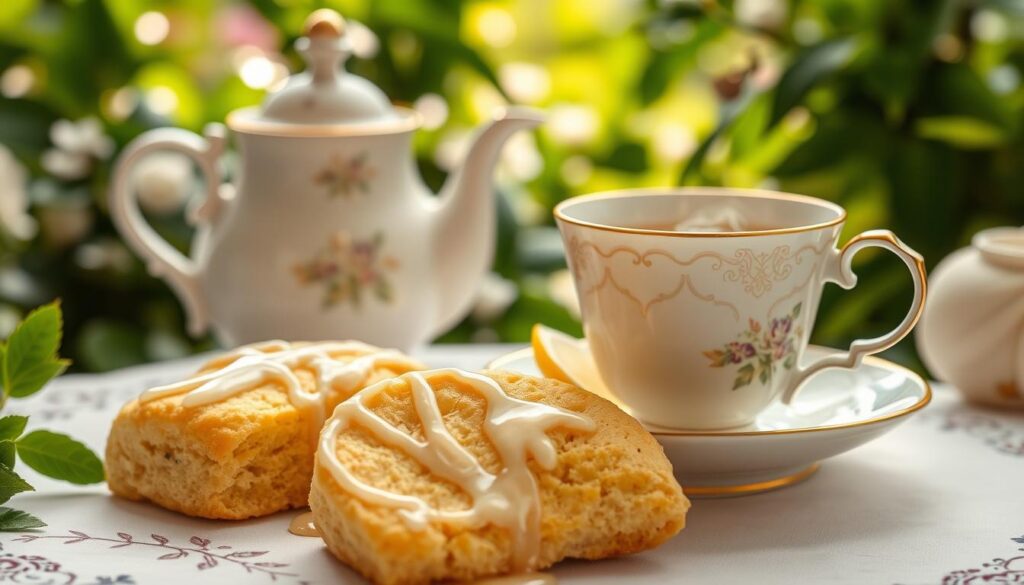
top-left (430, 106), bottom-right (544, 337)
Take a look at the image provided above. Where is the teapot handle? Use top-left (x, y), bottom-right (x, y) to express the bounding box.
top-left (108, 124), bottom-right (227, 336)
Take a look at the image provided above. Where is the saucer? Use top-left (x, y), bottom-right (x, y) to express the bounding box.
top-left (487, 345), bottom-right (931, 497)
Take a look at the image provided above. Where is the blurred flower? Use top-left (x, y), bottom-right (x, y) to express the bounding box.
top-left (134, 11), bottom-right (169, 46)
top-left (38, 201), bottom-right (93, 249)
top-left (239, 53), bottom-right (278, 89)
top-left (472, 272), bottom-right (518, 322)
top-left (41, 118), bottom-right (114, 181)
top-left (989, 65), bottom-right (1021, 95)
top-left (971, 10), bottom-right (1009, 43)
top-left (500, 132), bottom-right (543, 181)
top-left (560, 155), bottom-right (593, 187)
top-left (103, 87), bottom-right (140, 121)
top-left (347, 20), bottom-right (381, 59)
top-left (734, 0), bottom-right (788, 30)
top-left (145, 86), bottom-right (179, 116)
top-left (547, 104), bottom-right (599, 146)
top-left (0, 146), bottom-right (36, 240)
top-left (469, 84), bottom-right (507, 121)
top-left (0, 304), bottom-right (20, 339)
top-left (652, 123), bottom-right (697, 162)
top-left (414, 93), bottom-right (449, 130)
top-left (499, 62), bottom-right (551, 105)
top-left (216, 5), bottom-right (279, 52)
top-left (470, 5), bottom-right (517, 49)
top-left (134, 152), bottom-right (193, 216)
top-left (932, 34), bottom-right (964, 63)
top-left (1, 64), bottom-right (34, 99)
top-left (435, 128), bottom-right (473, 171)
top-left (547, 270), bottom-right (580, 319)
top-left (74, 237), bottom-right (134, 273)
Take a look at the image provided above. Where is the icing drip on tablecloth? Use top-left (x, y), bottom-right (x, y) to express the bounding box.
top-left (318, 369), bottom-right (594, 572)
top-left (139, 340), bottom-right (423, 428)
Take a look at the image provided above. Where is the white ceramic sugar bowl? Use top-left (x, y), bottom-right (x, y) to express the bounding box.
top-left (917, 227), bottom-right (1024, 408)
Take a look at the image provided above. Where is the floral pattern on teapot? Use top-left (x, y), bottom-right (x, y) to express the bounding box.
top-left (292, 231), bottom-right (398, 308)
top-left (313, 151), bottom-right (375, 198)
top-left (703, 302), bottom-right (803, 390)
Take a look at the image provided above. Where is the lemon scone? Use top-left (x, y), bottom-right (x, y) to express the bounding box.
top-left (106, 340), bottom-right (425, 520)
top-left (310, 368), bottom-right (689, 585)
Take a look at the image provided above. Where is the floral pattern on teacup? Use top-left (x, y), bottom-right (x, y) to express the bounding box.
top-left (313, 152), bottom-right (374, 197)
top-left (293, 231), bottom-right (399, 308)
top-left (703, 302), bottom-right (803, 390)
top-left (566, 236), bottom-right (829, 319)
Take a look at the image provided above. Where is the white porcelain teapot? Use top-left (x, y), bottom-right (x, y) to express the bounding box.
top-left (110, 9), bottom-right (542, 350)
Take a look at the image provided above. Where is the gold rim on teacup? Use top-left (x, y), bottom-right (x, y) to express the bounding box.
top-left (553, 187), bottom-right (848, 238)
top-left (485, 347), bottom-right (932, 438)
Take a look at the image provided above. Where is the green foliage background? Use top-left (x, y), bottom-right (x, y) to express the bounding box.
top-left (0, 0), bottom-right (1022, 374)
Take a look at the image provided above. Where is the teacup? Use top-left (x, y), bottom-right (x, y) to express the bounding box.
top-left (555, 188), bottom-right (926, 430)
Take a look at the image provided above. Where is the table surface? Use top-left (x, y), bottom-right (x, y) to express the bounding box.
top-left (3, 344), bottom-right (1022, 585)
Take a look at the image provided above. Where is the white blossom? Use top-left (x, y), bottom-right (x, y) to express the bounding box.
top-left (0, 146), bottom-right (37, 240)
top-left (134, 152), bottom-right (193, 215)
top-left (472, 272), bottom-right (519, 322)
top-left (41, 117), bottom-right (115, 181)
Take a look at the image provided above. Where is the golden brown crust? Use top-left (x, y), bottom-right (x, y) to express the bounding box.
top-left (310, 370), bottom-right (689, 585)
top-left (105, 344), bottom-right (424, 520)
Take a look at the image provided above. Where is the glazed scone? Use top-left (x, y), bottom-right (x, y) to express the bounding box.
top-left (105, 340), bottom-right (425, 520)
top-left (310, 368), bottom-right (689, 585)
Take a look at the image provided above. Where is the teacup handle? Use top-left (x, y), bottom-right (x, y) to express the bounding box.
top-left (780, 229), bottom-right (927, 405)
top-left (108, 123), bottom-right (227, 336)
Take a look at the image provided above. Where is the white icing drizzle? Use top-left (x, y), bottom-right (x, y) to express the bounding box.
top-left (139, 340), bottom-right (423, 429)
top-left (318, 368), bottom-right (595, 572)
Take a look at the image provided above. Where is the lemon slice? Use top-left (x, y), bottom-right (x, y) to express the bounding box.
top-left (530, 324), bottom-right (615, 401)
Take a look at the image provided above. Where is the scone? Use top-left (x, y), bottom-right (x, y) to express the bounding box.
top-left (310, 368), bottom-right (689, 585)
top-left (105, 340), bottom-right (425, 520)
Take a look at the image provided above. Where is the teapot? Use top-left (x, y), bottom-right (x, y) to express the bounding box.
top-left (109, 9), bottom-right (542, 350)
top-left (917, 226), bottom-right (1024, 408)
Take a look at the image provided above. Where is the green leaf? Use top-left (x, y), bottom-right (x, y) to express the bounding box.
top-left (4, 301), bottom-right (69, 398)
top-left (792, 303), bottom-right (802, 318)
top-left (784, 355), bottom-right (797, 370)
top-left (733, 363), bottom-right (755, 390)
top-left (0, 464), bottom-right (33, 505)
top-left (0, 416), bottom-right (27, 442)
top-left (678, 88), bottom-right (758, 184)
top-left (915, 116), bottom-right (1008, 149)
top-left (0, 443), bottom-right (14, 470)
top-left (16, 431), bottom-right (104, 485)
top-left (0, 507), bottom-right (44, 531)
top-left (769, 38), bottom-right (856, 127)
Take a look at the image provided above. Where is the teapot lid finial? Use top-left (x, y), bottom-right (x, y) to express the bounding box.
top-left (304, 8), bottom-right (345, 38)
top-left (253, 9), bottom-right (398, 127)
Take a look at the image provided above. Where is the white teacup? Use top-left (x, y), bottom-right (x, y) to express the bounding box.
top-left (555, 188), bottom-right (926, 430)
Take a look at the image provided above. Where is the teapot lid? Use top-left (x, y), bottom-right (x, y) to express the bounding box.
top-left (230, 9), bottom-right (412, 133)
top-left (974, 227), bottom-right (1024, 270)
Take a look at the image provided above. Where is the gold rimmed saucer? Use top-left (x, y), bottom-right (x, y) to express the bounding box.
top-left (488, 345), bottom-right (931, 497)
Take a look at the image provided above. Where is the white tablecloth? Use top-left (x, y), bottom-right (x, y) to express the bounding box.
top-left (2, 344), bottom-right (1022, 584)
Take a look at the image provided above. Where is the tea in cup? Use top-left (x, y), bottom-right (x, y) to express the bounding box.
top-left (555, 188), bottom-right (926, 430)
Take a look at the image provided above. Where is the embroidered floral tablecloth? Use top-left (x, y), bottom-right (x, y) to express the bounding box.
top-left (3, 345), bottom-right (1021, 585)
